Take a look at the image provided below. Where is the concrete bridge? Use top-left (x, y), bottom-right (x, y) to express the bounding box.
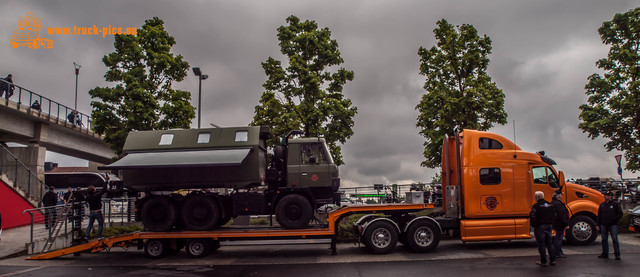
top-left (0, 81), bottom-right (115, 185)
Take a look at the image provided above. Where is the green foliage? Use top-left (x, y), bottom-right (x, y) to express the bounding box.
top-left (89, 224), bottom-right (143, 237)
top-left (89, 17), bottom-right (195, 156)
top-left (618, 211), bottom-right (630, 230)
top-left (579, 8), bottom-right (640, 172)
top-left (416, 19), bottom-right (507, 168)
top-left (252, 15), bottom-right (357, 165)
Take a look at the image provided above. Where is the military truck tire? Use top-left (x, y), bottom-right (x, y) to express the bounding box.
top-left (186, 239), bottom-right (211, 258)
top-left (182, 195), bottom-right (220, 230)
top-left (142, 197), bottom-right (177, 232)
top-left (406, 220), bottom-right (440, 253)
top-left (566, 215), bottom-right (597, 245)
top-left (145, 239), bottom-right (168, 259)
top-left (276, 194), bottom-right (313, 229)
top-left (363, 221), bottom-right (398, 254)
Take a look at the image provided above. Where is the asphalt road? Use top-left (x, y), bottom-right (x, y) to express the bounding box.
top-left (1, 233), bottom-right (639, 277)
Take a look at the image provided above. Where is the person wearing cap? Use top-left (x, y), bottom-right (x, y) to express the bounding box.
top-left (551, 190), bottom-right (570, 258)
top-left (597, 190), bottom-right (623, 260)
top-left (42, 186), bottom-right (59, 230)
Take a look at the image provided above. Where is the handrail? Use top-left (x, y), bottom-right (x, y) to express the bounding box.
top-left (0, 78), bottom-right (93, 133)
top-left (0, 143), bottom-right (45, 204)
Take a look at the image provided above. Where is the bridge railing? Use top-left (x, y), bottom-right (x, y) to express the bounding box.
top-left (0, 78), bottom-right (93, 133)
top-left (0, 143), bottom-right (45, 206)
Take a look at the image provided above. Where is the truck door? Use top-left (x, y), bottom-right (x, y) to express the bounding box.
top-left (531, 166), bottom-right (560, 202)
top-left (298, 143), bottom-right (330, 189)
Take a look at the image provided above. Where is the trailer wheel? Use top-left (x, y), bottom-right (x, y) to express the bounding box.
top-left (142, 197), bottom-right (177, 232)
top-left (566, 215), bottom-right (597, 245)
top-left (406, 221), bottom-right (440, 253)
top-left (186, 239), bottom-right (211, 258)
top-left (182, 195), bottom-right (220, 230)
top-left (363, 221), bottom-right (398, 254)
top-left (276, 194), bottom-right (312, 229)
top-left (145, 239), bottom-right (168, 259)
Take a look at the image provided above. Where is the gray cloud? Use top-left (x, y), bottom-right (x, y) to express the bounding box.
top-left (2, 0), bottom-right (639, 188)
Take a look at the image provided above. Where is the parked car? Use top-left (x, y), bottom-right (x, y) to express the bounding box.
top-left (629, 205), bottom-right (640, 233)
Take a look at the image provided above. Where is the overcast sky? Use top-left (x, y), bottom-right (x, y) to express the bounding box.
top-left (2, 0), bottom-right (639, 188)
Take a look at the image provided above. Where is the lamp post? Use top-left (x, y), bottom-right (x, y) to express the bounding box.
top-left (192, 67), bottom-right (208, 129)
top-left (73, 62), bottom-right (81, 112)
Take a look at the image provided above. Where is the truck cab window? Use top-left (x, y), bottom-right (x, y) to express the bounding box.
top-left (479, 137), bottom-right (503, 149)
top-left (197, 132), bottom-right (211, 144)
top-left (479, 168), bottom-right (501, 185)
top-left (235, 131), bottom-right (249, 142)
top-left (159, 134), bottom-right (174, 145)
top-left (301, 143), bottom-right (326, 164)
top-left (546, 167), bottom-right (559, 188)
top-left (532, 166), bottom-right (560, 188)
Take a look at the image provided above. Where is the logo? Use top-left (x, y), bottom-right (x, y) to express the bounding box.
top-left (11, 13), bottom-right (54, 49)
top-left (484, 196), bottom-right (499, 211)
top-left (310, 174), bottom-right (319, 182)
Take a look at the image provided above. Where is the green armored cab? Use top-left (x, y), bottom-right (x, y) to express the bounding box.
top-left (103, 126), bottom-right (341, 231)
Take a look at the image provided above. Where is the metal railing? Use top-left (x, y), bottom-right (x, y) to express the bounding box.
top-left (22, 197), bottom-right (136, 253)
top-left (0, 78), bottom-right (93, 133)
top-left (0, 143), bottom-right (45, 206)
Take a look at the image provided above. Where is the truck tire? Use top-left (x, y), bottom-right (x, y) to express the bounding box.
top-left (216, 216), bottom-right (232, 227)
top-left (566, 215), bottom-right (597, 245)
top-left (186, 239), bottom-right (211, 258)
top-left (363, 221), bottom-right (398, 254)
top-left (145, 239), bottom-right (168, 259)
top-left (276, 194), bottom-right (313, 229)
top-left (142, 197), bottom-right (176, 232)
top-left (182, 195), bottom-right (219, 230)
top-left (406, 221), bottom-right (440, 253)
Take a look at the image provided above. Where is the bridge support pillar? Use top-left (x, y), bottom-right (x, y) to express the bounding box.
top-left (7, 143), bottom-right (46, 183)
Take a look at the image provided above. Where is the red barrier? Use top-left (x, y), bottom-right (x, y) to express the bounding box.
top-left (0, 180), bottom-right (40, 229)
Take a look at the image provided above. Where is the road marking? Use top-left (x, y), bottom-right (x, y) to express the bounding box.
top-left (0, 266), bottom-right (45, 277)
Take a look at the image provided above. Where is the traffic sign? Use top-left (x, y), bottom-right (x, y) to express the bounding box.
top-left (615, 155), bottom-right (622, 166)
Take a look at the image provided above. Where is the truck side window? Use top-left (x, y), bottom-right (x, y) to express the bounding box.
top-left (301, 144), bottom-right (326, 164)
top-left (159, 134), bottom-right (174, 145)
top-left (547, 167), bottom-right (559, 188)
top-left (235, 131), bottom-right (249, 142)
top-left (532, 166), bottom-right (547, 184)
top-left (479, 138), bottom-right (503, 149)
top-left (479, 168), bottom-right (501, 185)
top-left (197, 132), bottom-right (211, 144)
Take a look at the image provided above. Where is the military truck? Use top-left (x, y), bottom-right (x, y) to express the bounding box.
top-left (102, 126), bottom-right (341, 231)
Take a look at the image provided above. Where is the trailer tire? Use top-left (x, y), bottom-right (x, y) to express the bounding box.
top-left (406, 221), bottom-right (440, 253)
top-left (145, 239), bottom-right (168, 259)
top-left (566, 215), bottom-right (597, 246)
top-left (186, 239), bottom-right (211, 258)
top-left (363, 221), bottom-right (398, 254)
top-left (182, 195), bottom-right (220, 230)
top-left (142, 197), bottom-right (177, 232)
top-left (276, 194), bottom-right (312, 229)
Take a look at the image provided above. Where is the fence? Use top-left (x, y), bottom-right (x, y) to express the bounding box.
top-left (0, 78), bottom-right (93, 132)
top-left (0, 144), bottom-right (45, 206)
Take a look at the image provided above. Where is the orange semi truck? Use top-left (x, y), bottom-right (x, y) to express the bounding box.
top-left (28, 129), bottom-right (603, 259)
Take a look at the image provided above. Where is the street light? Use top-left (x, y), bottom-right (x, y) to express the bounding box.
top-left (192, 67), bottom-right (209, 129)
top-left (73, 62), bottom-right (81, 112)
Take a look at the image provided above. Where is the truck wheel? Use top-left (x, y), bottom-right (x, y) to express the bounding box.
top-left (276, 194), bottom-right (312, 229)
top-left (182, 195), bottom-right (220, 230)
top-left (363, 221), bottom-right (398, 254)
top-left (406, 221), bottom-right (440, 253)
top-left (142, 197), bottom-right (176, 232)
top-left (186, 239), bottom-right (211, 258)
top-left (216, 216), bottom-right (232, 227)
top-left (145, 239), bottom-right (168, 259)
top-left (567, 215), bottom-right (597, 245)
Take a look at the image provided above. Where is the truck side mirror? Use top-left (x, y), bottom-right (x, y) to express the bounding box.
top-left (558, 171), bottom-right (566, 188)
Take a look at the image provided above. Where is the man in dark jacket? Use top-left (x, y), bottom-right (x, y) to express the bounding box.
top-left (85, 183), bottom-right (107, 239)
top-left (530, 191), bottom-right (556, 266)
top-left (1, 74), bottom-right (14, 99)
top-left (597, 190), bottom-right (623, 260)
top-left (42, 186), bottom-right (59, 230)
top-left (552, 190), bottom-right (570, 258)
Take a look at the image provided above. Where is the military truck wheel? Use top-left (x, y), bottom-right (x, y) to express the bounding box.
top-left (145, 239), bottom-right (168, 259)
top-left (276, 194), bottom-right (312, 229)
top-left (182, 195), bottom-right (220, 230)
top-left (142, 197), bottom-right (177, 232)
top-left (186, 239), bottom-right (210, 258)
top-left (363, 221), bottom-right (398, 254)
top-left (567, 215), bottom-right (597, 245)
top-left (406, 221), bottom-right (440, 253)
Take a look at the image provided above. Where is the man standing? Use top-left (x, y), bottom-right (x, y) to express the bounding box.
top-left (530, 191), bottom-right (556, 266)
top-left (1, 74), bottom-right (14, 99)
top-left (42, 186), bottom-right (59, 230)
top-left (551, 190), bottom-right (570, 258)
top-left (85, 184), bottom-right (107, 239)
top-left (597, 190), bottom-right (623, 260)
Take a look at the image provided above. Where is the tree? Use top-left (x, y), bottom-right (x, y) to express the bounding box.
top-left (416, 19), bottom-right (507, 168)
top-left (90, 17), bottom-right (195, 156)
top-left (252, 15), bottom-right (356, 165)
top-left (579, 8), bottom-right (640, 172)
